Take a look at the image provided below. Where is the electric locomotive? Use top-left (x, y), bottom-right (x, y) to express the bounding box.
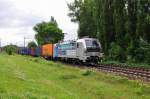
top-left (56, 37), bottom-right (103, 64)
top-left (76, 37), bottom-right (103, 63)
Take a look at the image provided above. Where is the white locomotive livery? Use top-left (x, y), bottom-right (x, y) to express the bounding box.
top-left (56, 37), bottom-right (103, 63)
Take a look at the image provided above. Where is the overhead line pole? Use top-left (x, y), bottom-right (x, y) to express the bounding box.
top-left (24, 37), bottom-right (26, 48)
top-left (0, 38), bottom-right (1, 48)
top-left (0, 38), bottom-right (1, 52)
top-left (24, 37), bottom-right (32, 48)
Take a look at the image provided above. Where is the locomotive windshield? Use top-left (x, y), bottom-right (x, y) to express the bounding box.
top-left (85, 40), bottom-right (101, 52)
top-left (85, 40), bottom-right (100, 48)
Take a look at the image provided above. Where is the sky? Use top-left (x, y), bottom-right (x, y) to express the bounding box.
top-left (0, 0), bottom-right (78, 47)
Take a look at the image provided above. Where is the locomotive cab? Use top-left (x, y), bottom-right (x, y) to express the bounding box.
top-left (76, 38), bottom-right (103, 63)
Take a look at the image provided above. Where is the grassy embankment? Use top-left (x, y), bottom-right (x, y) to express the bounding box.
top-left (0, 54), bottom-right (150, 99)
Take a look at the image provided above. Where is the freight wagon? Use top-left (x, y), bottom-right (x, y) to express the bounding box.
top-left (19, 48), bottom-right (30, 55)
top-left (31, 48), bottom-right (35, 56)
top-left (35, 47), bottom-right (42, 56)
top-left (42, 44), bottom-right (53, 59)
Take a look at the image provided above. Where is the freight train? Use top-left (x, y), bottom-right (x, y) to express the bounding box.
top-left (18, 37), bottom-right (103, 64)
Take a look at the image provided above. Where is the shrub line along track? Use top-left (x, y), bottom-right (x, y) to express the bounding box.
top-left (60, 62), bottom-right (150, 82)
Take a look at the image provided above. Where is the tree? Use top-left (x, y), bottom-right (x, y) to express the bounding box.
top-left (136, 0), bottom-right (150, 42)
top-left (33, 16), bottom-right (64, 45)
top-left (78, 0), bottom-right (97, 38)
top-left (28, 41), bottom-right (37, 48)
top-left (94, 0), bottom-right (106, 53)
top-left (68, 0), bottom-right (97, 38)
top-left (113, 0), bottom-right (127, 62)
top-left (68, 0), bottom-right (150, 63)
top-left (67, 0), bottom-right (83, 23)
top-left (147, 15), bottom-right (150, 24)
top-left (3, 44), bottom-right (18, 55)
top-left (101, 0), bottom-right (115, 54)
top-left (125, 0), bottom-right (139, 58)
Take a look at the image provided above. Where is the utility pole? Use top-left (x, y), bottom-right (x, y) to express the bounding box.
top-left (24, 37), bottom-right (32, 48)
top-left (0, 38), bottom-right (1, 52)
top-left (24, 37), bottom-right (26, 48)
top-left (0, 38), bottom-right (1, 48)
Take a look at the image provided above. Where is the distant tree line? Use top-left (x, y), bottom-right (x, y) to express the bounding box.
top-left (68, 0), bottom-right (150, 63)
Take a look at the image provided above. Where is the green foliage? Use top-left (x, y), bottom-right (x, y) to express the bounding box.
top-left (3, 44), bottom-right (18, 55)
top-left (147, 15), bottom-right (150, 24)
top-left (68, 0), bottom-right (97, 38)
top-left (109, 42), bottom-right (121, 61)
top-left (33, 16), bottom-right (64, 45)
top-left (68, 0), bottom-right (150, 63)
top-left (109, 42), bottom-right (126, 62)
top-left (67, 0), bottom-right (82, 22)
top-left (133, 38), bottom-right (150, 64)
top-left (28, 41), bottom-right (37, 48)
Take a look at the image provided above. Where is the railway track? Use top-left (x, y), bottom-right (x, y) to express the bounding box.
top-left (62, 62), bottom-right (150, 82)
top-left (92, 64), bottom-right (150, 82)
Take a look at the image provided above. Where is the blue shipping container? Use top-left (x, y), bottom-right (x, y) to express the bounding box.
top-left (53, 44), bottom-right (59, 59)
top-left (20, 48), bottom-right (29, 55)
top-left (28, 48), bottom-right (32, 55)
top-left (35, 47), bottom-right (42, 56)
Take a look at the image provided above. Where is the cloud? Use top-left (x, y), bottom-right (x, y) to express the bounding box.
top-left (0, 0), bottom-right (42, 28)
top-left (0, 0), bottom-right (78, 46)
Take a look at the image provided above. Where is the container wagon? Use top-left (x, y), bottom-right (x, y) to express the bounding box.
top-left (42, 44), bottom-right (53, 59)
top-left (30, 48), bottom-right (35, 56)
top-left (20, 48), bottom-right (29, 55)
top-left (35, 47), bottom-right (42, 56)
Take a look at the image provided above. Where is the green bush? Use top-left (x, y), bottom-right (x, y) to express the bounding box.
top-left (132, 39), bottom-right (150, 64)
top-left (3, 44), bottom-right (18, 55)
top-left (146, 51), bottom-right (150, 64)
top-left (108, 42), bottom-right (127, 63)
top-left (108, 42), bottom-right (121, 61)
